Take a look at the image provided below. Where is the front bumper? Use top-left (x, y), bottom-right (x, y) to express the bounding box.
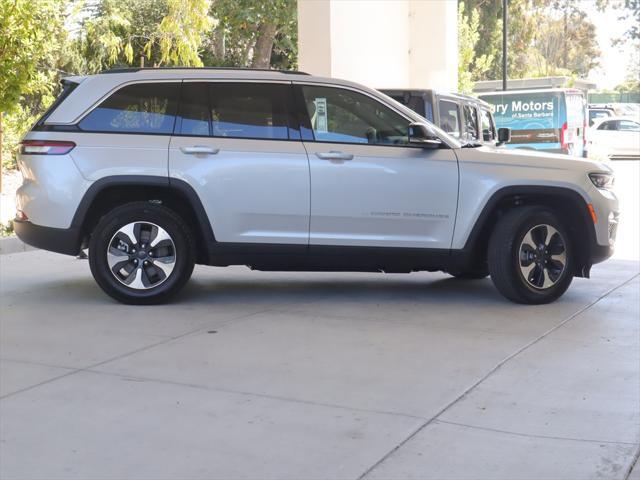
top-left (590, 244), bottom-right (614, 265)
top-left (14, 220), bottom-right (82, 256)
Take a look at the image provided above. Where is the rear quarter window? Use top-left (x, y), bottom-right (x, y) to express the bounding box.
top-left (79, 82), bottom-right (179, 134)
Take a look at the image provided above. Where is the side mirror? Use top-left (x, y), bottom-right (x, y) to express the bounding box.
top-left (408, 123), bottom-right (442, 149)
top-left (497, 127), bottom-right (511, 146)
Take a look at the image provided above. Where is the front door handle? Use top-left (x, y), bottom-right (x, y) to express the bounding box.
top-left (180, 145), bottom-right (219, 155)
top-left (316, 151), bottom-right (354, 161)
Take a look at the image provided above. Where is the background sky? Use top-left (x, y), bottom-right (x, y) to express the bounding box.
top-left (584, 1), bottom-right (638, 89)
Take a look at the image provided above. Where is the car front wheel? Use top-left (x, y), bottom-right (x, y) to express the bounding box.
top-left (89, 202), bottom-right (195, 304)
top-left (488, 206), bottom-right (574, 304)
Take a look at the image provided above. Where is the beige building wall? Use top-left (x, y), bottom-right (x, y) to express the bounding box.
top-left (297, 0), bottom-right (458, 90)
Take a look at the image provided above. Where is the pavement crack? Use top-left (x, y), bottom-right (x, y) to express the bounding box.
top-left (0, 307), bottom-right (275, 401)
top-left (82, 367), bottom-right (427, 421)
top-left (357, 273), bottom-right (640, 480)
top-left (625, 444), bottom-right (640, 480)
top-left (436, 419), bottom-right (638, 446)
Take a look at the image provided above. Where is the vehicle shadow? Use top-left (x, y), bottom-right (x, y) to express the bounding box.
top-left (29, 273), bottom-right (505, 308)
top-left (178, 273), bottom-right (505, 307)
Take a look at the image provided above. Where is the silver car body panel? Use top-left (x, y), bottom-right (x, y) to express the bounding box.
top-left (17, 69), bottom-right (617, 254)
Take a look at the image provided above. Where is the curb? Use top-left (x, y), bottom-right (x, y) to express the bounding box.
top-left (0, 236), bottom-right (37, 255)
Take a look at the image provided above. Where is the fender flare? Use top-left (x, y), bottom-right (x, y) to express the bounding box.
top-left (70, 175), bottom-right (216, 244)
top-left (455, 185), bottom-right (597, 276)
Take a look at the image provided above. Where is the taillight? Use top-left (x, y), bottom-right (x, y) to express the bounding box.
top-left (559, 122), bottom-right (568, 151)
top-left (20, 140), bottom-right (75, 155)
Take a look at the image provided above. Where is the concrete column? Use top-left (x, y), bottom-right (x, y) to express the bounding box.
top-left (297, 0), bottom-right (458, 90)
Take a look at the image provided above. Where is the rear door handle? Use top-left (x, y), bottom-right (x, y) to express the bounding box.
top-left (316, 151), bottom-right (354, 161)
top-left (180, 145), bottom-right (219, 155)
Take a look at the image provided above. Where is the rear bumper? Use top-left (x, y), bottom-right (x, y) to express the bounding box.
top-left (14, 220), bottom-right (82, 256)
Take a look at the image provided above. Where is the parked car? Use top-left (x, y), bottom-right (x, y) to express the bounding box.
top-left (588, 116), bottom-right (640, 161)
top-left (379, 89), bottom-right (510, 146)
top-left (15, 68), bottom-right (618, 305)
top-left (479, 88), bottom-right (587, 157)
top-left (587, 104), bottom-right (615, 126)
top-left (588, 103), bottom-right (640, 125)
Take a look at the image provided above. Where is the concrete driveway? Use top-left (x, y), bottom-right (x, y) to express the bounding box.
top-left (1, 249), bottom-right (638, 479)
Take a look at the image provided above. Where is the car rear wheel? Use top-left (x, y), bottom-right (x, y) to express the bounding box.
top-left (488, 206), bottom-right (574, 304)
top-left (89, 202), bottom-right (195, 304)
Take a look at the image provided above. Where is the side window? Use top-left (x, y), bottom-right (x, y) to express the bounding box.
top-left (301, 85), bottom-right (410, 145)
top-left (424, 98), bottom-right (434, 123)
top-left (178, 82), bottom-right (210, 136)
top-left (438, 100), bottom-right (460, 138)
top-left (598, 121), bottom-right (615, 131)
top-left (463, 104), bottom-right (479, 141)
top-left (480, 108), bottom-right (495, 141)
top-left (618, 120), bottom-right (640, 132)
top-left (79, 83), bottom-right (179, 134)
top-left (209, 83), bottom-right (290, 140)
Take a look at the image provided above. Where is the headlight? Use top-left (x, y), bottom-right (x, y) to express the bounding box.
top-left (589, 172), bottom-right (614, 189)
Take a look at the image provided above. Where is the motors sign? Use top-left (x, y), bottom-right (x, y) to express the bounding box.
top-left (494, 100), bottom-right (555, 120)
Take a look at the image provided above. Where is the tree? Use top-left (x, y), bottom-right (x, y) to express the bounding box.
top-left (531, 2), bottom-right (600, 77)
top-left (460, 0), bottom-right (603, 86)
top-left (460, 0), bottom-right (545, 81)
top-left (0, 0), bottom-right (71, 188)
top-left (615, 46), bottom-right (640, 91)
top-left (77, 0), bottom-right (212, 72)
top-left (203, 0), bottom-right (297, 69)
top-left (458, 2), bottom-right (494, 92)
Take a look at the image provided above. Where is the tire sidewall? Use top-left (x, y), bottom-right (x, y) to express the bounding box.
top-left (89, 203), bottom-right (194, 304)
top-left (509, 210), bottom-right (574, 303)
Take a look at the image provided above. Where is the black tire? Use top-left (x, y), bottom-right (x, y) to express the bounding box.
top-left (488, 206), bottom-right (574, 304)
top-left (450, 266), bottom-right (490, 280)
top-left (89, 202), bottom-right (195, 305)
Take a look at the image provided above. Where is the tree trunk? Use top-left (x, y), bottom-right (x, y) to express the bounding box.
top-left (251, 22), bottom-right (277, 69)
top-left (213, 27), bottom-right (225, 59)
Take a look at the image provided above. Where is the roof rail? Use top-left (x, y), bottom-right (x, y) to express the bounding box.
top-left (100, 67), bottom-right (310, 75)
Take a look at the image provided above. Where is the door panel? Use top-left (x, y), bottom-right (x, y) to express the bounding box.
top-left (169, 81), bottom-right (310, 245)
top-left (170, 137), bottom-right (310, 244)
top-left (298, 84), bottom-right (459, 249)
top-left (305, 142), bottom-right (458, 248)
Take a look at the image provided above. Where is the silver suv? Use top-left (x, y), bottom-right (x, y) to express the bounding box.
top-left (15, 68), bottom-right (619, 305)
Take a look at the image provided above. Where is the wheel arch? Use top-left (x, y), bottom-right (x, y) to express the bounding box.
top-left (72, 176), bottom-right (215, 264)
top-left (457, 185), bottom-right (596, 278)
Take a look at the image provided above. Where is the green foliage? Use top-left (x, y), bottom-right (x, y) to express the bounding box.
top-left (203, 0), bottom-right (297, 69)
top-left (0, 0), bottom-right (76, 170)
top-left (615, 46), bottom-right (640, 92)
top-left (77, 0), bottom-right (212, 71)
top-left (0, 0), bottom-right (70, 113)
top-left (458, 3), bottom-right (494, 93)
top-left (460, 0), bottom-right (603, 88)
top-left (0, 219), bottom-right (14, 237)
top-left (539, 2), bottom-right (600, 77)
top-left (152, 0), bottom-right (213, 66)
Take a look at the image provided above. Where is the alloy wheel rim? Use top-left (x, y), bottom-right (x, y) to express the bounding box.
top-left (107, 222), bottom-right (176, 290)
top-left (518, 224), bottom-right (567, 290)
